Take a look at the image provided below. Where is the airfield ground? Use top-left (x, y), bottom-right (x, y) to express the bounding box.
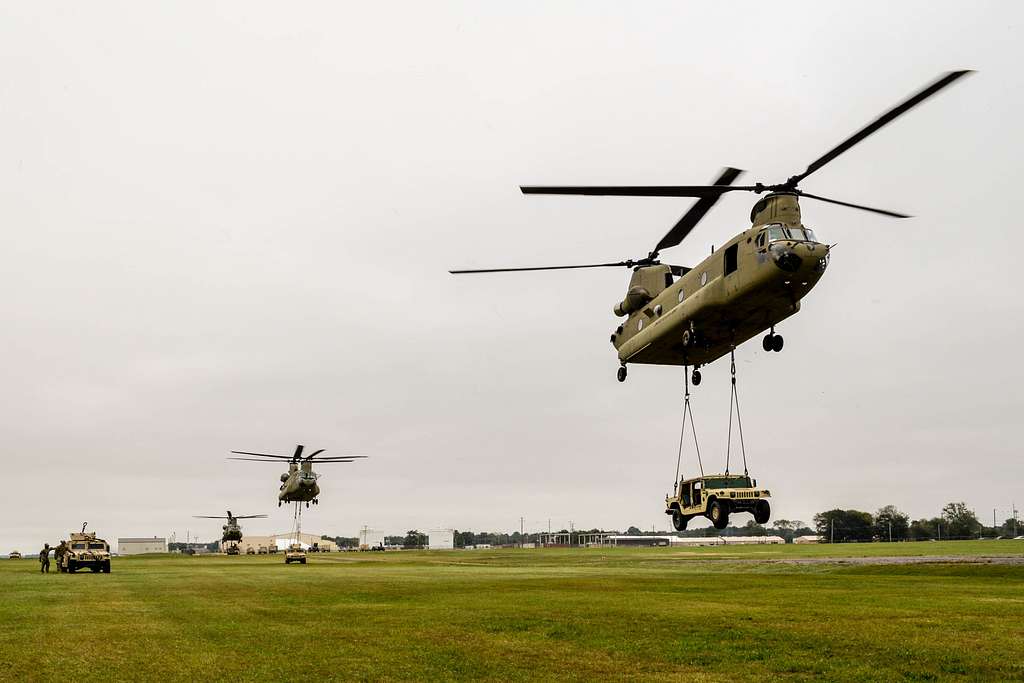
top-left (1, 542), bottom-right (1022, 681)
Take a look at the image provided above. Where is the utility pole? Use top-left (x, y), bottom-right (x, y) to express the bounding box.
top-left (520, 517), bottom-right (524, 548)
top-left (888, 521), bottom-right (892, 543)
top-left (994, 508), bottom-right (998, 537)
top-left (937, 522), bottom-right (941, 541)
top-left (830, 518), bottom-right (834, 544)
top-left (570, 520), bottom-right (574, 547)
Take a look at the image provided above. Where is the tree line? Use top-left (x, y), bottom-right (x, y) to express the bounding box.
top-left (813, 502), bottom-right (1018, 542)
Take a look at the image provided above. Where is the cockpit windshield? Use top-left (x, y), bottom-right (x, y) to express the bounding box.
top-left (766, 224), bottom-right (786, 242)
top-left (764, 224), bottom-right (818, 243)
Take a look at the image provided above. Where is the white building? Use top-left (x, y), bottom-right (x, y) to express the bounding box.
top-left (118, 537), bottom-right (167, 555)
top-left (428, 528), bottom-right (455, 550)
top-left (359, 527), bottom-right (385, 550)
top-left (794, 535), bottom-right (822, 544)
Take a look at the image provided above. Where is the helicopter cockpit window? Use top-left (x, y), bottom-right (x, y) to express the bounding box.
top-left (803, 227), bottom-right (818, 243)
top-left (756, 232), bottom-right (766, 248)
top-left (766, 224), bottom-right (786, 242)
top-left (786, 227), bottom-right (807, 241)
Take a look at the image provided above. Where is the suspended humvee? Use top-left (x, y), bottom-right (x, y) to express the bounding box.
top-left (665, 474), bottom-right (771, 531)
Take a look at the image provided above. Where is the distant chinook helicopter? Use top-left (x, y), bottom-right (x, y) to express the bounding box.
top-left (230, 444), bottom-right (367, 508)
top-left (193, 511), bottom-right (267, 543)
top-left (452, 71), bottom-right (971, 384)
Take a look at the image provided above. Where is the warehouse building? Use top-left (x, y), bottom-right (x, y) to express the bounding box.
top-left (428, 528), bottom-right (455, 550)
top-left (118, 537), bottom-right (167, 555)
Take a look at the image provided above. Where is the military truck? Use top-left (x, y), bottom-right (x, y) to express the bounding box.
top-left (60, 529), bottom-right (111, 573)
top-left (665, 474), bottom-right (771, 531)
top-left (8, 551), bottom-right (22, 560)
top-left (284, 544), bottom-right (306, 564)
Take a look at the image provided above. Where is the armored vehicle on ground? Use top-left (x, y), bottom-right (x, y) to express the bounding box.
top-left (284, 544), bottom-right (306, 564)
top-left (225, 544), bottom-right (240, 556)
top-left (60, 528), bottom-right (111, 573)
top-left (9, 551), bottom-right (22, 560)
top-left (246, 546), bottom-right (256, 555)
top-left (257, 546), bottom-right (268, 555)
top-left (665, 474), bottom-right (771, 531)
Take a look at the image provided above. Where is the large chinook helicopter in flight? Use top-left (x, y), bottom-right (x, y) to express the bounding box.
top-left (230, 444), bottom-right (367, 508)
top-left (452, 71), bottom-right (971, 384)
top-left (193, 511), bottom-right (267, 543)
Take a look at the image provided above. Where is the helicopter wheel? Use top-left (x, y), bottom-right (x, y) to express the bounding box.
top-left (617, 366), bottom-right (627, 383)
top-left (771, 334), bottom-right (784, 352)
top-left (691, 369), bottom-right (702, 386)
top-left (762, 334), bottom-right (773, 352)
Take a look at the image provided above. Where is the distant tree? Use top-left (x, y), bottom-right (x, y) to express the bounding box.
top-left (814, 509), bottom-right (873, 542)
top-left (772, 519), bottom-right (793, 531)
top-left (742, 520), bottom-right (766, 535)
top-left (626, 526), bottom-right (642, 535)
top-left (403, 530), bottom-right (426, 549)
top-left (874, 505), bottom-right (910, 541)
top-left (454, 530), bottom-right (475, 548)
top-left (941, 502), bottom-right (981, 539)
top-left (909, 518), bottom-right (937, 540)
top-left (1000, 518), bottom-right (1020, 538)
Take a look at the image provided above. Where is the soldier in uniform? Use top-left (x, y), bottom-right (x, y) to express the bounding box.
top-left (39, 543), bottom-right (51, 573)
top-left (54, 540), bottom-right (68, 571)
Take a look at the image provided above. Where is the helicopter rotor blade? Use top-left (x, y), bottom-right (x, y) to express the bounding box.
top-left (293, 444), bottom-right (304, 460)
top-left (790, 70), bottom-right (972, 185)
top-left (193, 516), bottom-right (229, 519)
top-left (228, 457), bottom-right (294, 463)
top-left (230, 450), bottom-right (294, 459)
top-left (233, 515), bottom-right (269, 519)
top-left (798, 191), bottom-right (911, 218)
top-left (305, 449), bottom-right (326, 460)
top-left (520, 184), bottom-right (755, 197)
top-left (654, 167), bottom-right (743, 254)
top-left (450, 261), bottom-right (635, 275)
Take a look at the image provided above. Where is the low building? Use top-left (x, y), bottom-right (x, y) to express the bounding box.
top-left (118, 537), bottom-right (167, 555)
top-left (428, 528), bottom-right (455, 550)
top-left (607, 535), bottom-right (671, 547)
top-left (228, 533), bottom-right (337, 554)
top-left (794, 535), bottom-right (822, 544)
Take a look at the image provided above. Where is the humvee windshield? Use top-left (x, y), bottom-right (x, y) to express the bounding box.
top-left (72, 542), bottom-right (86, 550)
top-left (88, 543), bottom-right (105, 550)
top-left (703, 476), bottom-right (753, 489)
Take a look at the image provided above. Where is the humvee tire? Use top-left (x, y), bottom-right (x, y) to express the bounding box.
top-left (709, 500), bottom-right (730, 530)
top-left (754, 500), bottom-right (771, 525)
top-left (300, 558), bottom-right (306, 564)
top-left (102, 561), bottom-right (111, 573)
top-left (672, 510), bottom-right (688, 531)
top-left (67, 560), bottom-right (77, 574)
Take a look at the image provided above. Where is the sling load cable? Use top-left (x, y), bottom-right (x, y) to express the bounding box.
top-left (673, 366), bottom-right (704, 494)
top-left (724, 349), bottom-right (749, 477)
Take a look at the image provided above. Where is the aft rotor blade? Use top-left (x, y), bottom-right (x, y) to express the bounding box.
top-left (312, 456), bottom-right (368, 461)
top-left (234, 515), bottom-right (268, 519)
top-left (798, 191), bottom-right (911, 218)
top-left (293, 444), bottom-right (304, 460)
top-left (520, 185), bottom-right (753, 197)
top-left (791, 70), bottom-right (972, 184)
top-left (450, 262), bottom-right (632, 275)
top-left (654, 167), bottom-right (743, 253)
top-left (305, 449), bottom-right (326, 460)
top-left (193, 516), bottom-right (229, 519)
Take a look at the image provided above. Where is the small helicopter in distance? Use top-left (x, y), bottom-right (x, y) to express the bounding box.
top-left (193, 510), bottom-right (267, 543)
top-left (229, 444), bottom-right (367, 508)
top-left (451, 71), bottom-right (971, 384)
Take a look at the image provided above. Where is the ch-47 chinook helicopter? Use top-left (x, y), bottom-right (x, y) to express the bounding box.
top-left (229, 444), bottom-right (367, 508)
top-left (192, 511), bottom-right (267, 543)
top-left (451, 71), bottom-right (971, 384)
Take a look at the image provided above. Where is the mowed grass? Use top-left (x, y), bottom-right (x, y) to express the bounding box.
top-left (1, 542), bottom-right (1023, 681)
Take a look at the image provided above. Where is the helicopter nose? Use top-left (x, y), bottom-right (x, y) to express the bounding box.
top-left (769, 244), bottom-right (802, 273)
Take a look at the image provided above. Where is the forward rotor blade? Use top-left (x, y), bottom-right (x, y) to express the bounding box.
top-left (305, 449), bottom-right (326, 460)
top-left (228, 457), bottom-right (291, 462)
top-left (654, 167), bottom-right (743, 253)
top-left (234, 515), bottom-right (268, 519)
top-left (798, 191), bottom-right (911, 218)
top-left (311, 456), bottom-right (368, 462)
top-left (450, 262), bottom-right (632, 275)
top-left (230, 450), bottom-right (292, 459)
top-left (521, 185), bottom-right (753, 197)
top-left (193, 516), bottom-right (228, 519)
top-left (791, 70), bottom-right (972, 184)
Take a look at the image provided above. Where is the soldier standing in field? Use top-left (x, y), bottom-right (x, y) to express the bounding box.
top-left (39, 543), bottom-right (51, 573)
top-left (54, 540), bottom-right (68, 571)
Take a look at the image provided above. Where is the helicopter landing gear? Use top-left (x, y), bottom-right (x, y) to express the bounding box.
top-left (691, 368), bottom-right (702, 386)
top-left (617, 365), bottom-right (627, 383)
top-left (278, 501), bottom-right (282, 508)
top-left (762, 327), bottom-right (784, 353)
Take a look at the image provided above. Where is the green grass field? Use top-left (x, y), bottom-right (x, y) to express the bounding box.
top-left (2, 542), bottom-right (1022, 681)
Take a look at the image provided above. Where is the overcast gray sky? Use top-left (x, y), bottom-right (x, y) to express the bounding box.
top-left (2, 2), bottom-right (1021, 550)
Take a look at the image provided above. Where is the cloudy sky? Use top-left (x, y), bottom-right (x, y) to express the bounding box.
top-left (1, 2), bottom-right (1021, 550)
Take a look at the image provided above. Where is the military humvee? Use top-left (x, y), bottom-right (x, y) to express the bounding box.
top-left (60, 530), bottom-right (111, 573)
top-left (245, 546), bottom-right (256, 555)
top-left (284, 544), bottom-right (306, 564)
top-left (257, 546), bottom-right (268, 555)
top-left (9, 551), bottom-right (22, 560)
top-left (665, 474), bottom-right (771, 531)
top-left (225, 544), bottom-right (240, 556)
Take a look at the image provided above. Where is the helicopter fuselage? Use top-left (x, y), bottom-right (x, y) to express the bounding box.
top-left (613, 194), bottom-right (829, 368)
top-left (279, 464), bottom-right (320, 503)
